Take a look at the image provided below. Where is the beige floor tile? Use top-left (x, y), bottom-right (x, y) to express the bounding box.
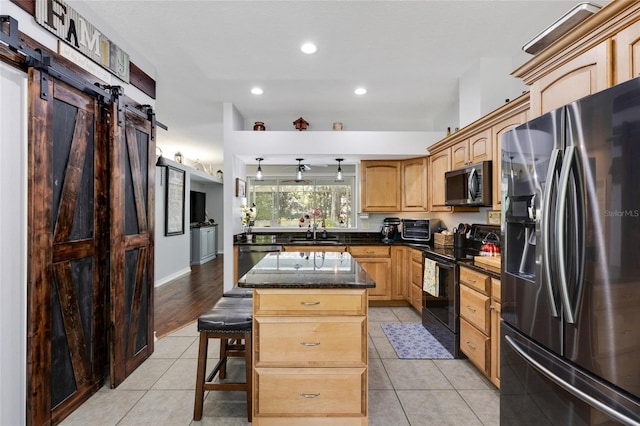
top-left (368, 336), bottom-right (380, 359)
top-left (118, 390), bottom-right (194, 426)
top-left (117, 358), bottom-right (175, 390)
top-left (368, 321), bottom-right (388, 338)
top-left (59, 388), bottom-right (145, 426)
top-left (369, 307), bottom-right (400, 322)
top-left (396, 389), bottom-right (483, 426)
top-left (383, 359), bottom-right (453, 390)
top-left (433, 359), bottom-right (492, 390)
top-left (152, 336), bottom-right (198, 359)
top-left (459, 389), bottom-right (500, 426)
top-left (169, 320), bottom-right (199, 337)
top-left (371, 336), bottom-right (399, 359)
top-left (368, 357), bottom-right (393, 390)
top-left (392, 307), bottom-right (422, 323)
top-left (181, 336), bottom-right (221, 359)
top-left (193, 417), bottom-right (251, 426)
top-left (152, 358), bottom-right (199, 390)
top-left (368, 390), bottom-right (410, 426)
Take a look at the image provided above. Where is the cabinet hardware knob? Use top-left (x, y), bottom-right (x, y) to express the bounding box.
top-left (300, 301), bottom-right (320, 306)
top-left (466, 341), bottom-right (477, 350)
top-left (489, 305), bottom-right (495, 310)
top-left (300, 341), bottom-right (321, 346)
top-left (466, 305), bottom-right (477, 312)
top-left (467, 278), bottom-right (477, 283)
top-left (300, 392), bottom-right (321, 398)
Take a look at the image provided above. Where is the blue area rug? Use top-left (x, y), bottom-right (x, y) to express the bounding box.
top-left (381, 323), bottom-right (453, 359)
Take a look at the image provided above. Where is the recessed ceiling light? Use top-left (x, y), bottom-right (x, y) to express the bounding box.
top-left (354, 87), bottom-right (367, 95)
top-left (251, 87), bottom-right (263, 95)
top-left (300, 42), bottom-right (317, 54)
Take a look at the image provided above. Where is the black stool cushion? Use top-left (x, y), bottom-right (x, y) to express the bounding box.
top-left (198, 297), bottom-right (253, 332)
top-left (223, 287), bottom-right (253, 298)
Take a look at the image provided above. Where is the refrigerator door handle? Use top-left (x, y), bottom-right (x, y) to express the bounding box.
top-left (542, 148), bottom-right (562, 317)
top-left (505, 335), bottom-right (640, 426)
top-left (556, 145), bottom-right (576, 323)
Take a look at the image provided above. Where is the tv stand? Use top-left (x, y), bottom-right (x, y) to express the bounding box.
top-left (191, 224), bottom-right (217, 265)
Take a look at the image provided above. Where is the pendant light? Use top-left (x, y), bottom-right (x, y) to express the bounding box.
top-left (295, 158), bottom-right (304, 182)
top-left (335, 158), bottom-right (344, 182)
top-left (255, 157), bottom-right (264, 181)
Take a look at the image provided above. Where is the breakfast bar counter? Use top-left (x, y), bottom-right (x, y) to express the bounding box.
top-left (239, 251), bottom-right (374, 425)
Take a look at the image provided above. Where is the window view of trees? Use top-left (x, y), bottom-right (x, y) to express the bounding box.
top-left (248, 178), bottom-right (353, 228)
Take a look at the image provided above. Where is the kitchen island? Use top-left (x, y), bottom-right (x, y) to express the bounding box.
top-left (238, 251), bottom-right (375, 425)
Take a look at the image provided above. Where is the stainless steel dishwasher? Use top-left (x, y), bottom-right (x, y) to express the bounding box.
top-left (237, 245), bottom-right (282, 280)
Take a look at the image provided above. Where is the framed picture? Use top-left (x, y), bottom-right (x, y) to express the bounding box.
top-left (235, 178), bottom-right (246, 197)
top-left (487, 210), bottom-right (501, 225)
top-left (165, 166), bottom-right (185, 236)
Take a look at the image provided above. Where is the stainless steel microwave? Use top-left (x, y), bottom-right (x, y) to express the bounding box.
top-left (445, 161), bottom-right (492, 207)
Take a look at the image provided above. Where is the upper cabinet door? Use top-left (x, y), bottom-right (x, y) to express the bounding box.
top-left (529, 40), bottom-right (609, 118)
top-left (401, 157), bottom-right (428, 212)
top-left (615, 19), bottom-right (640, 84)
top-left (360, 160), bottom-right (401, 212)
top-left (469, 129), bottom-right (492, 164)
top-left (428, 149), bottom-right (452, 212)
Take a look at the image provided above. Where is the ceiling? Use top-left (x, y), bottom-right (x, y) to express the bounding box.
top-left (71, 0), bottom-right (609, 166)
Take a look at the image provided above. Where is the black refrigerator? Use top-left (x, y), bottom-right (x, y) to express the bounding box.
top-left (500, 77), bottom-right (640, 425)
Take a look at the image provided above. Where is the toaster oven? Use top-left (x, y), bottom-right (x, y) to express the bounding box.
top-left (400, 218), bottom-right (441, 242)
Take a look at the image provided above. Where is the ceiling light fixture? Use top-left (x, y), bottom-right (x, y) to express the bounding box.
top-left (255, 157), bottom-right (264, 181)
top-left (300, 42), bottom-right (317, 54)
top-left (155, 146), bottom-right (167, 167)
top-left (354, 87), bottom-right (367, 95)
top-left (335, 158), bottom-right (344, 182)
top-left (295, 158), bottom-right (304, 181)
top-left (251, 87), bottom-right (263, 95)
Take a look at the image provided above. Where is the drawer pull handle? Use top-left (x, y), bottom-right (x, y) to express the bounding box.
top-left (300, 341), bottom-right (321, 346)
top-left (466, 305), bottom-right (477, 313)
top-left (300, 301), bottom-right (320, 306)
top-left (466, 341), bottom-right (477, 350)
top-left (467, 278), bottom-right (477, 283)
top-left (300, 392), bottom-right (321, 398)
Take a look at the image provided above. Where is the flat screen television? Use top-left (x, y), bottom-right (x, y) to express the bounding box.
top-left (190, 191), bottom-right (206, 224)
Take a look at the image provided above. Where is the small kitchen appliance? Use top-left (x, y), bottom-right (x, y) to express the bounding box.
top-left (381, 217), bottom-right (401, 242)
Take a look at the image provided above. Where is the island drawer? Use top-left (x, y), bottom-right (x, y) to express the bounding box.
top-left (460, 284), bottom-right (490, 334)
top-left (459, 266), bottom-right (491, 294)
top-left (254, 367), bottom-right (366, 416)
top-left (255, 317), bottom-right (366, 366)
top-left (348, 245), bottom-right (390, 257)
top-left (460, 318), bottom-right (489, 375)
top-left (254, 289), bottom-right (366, 316)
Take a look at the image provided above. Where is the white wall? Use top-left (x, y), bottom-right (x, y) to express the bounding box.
top-left (0, 60), bottom-right (28, 426)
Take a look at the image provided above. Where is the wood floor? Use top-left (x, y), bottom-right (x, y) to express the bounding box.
top-left (154, 255), bottom-right (224, 338)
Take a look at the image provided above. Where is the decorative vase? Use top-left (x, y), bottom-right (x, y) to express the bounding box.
top-left (333, 122), bottom-right (343, 131)
top-left (253, 121), bottom-right (266, 131)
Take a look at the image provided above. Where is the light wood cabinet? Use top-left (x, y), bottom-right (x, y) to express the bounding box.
top-left (428, 148), bottom-right (452, 212)
top-left (615, 19), bottom-right (640, 84)
top-left (459, 265), bottom-right (499, 381)
top-left (252, 288), bottom-right (368, 425)
top-left (451, 129), bottom-right (492, 169)
top-left (391, 246), bottom-right (408, 300)
top-left (348, 246), bottom-right (391, 301)
top-left (408, 248), bottom-right (423, 313)
top-left (360, 160), bottom-right (401, 212)
top-left (401, 157), bottom-right (428, 211)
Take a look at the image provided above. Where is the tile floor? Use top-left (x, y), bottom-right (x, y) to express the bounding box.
top-left (60, 307), bottom-right (499, 426)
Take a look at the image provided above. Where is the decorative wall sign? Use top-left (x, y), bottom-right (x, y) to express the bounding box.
top-left (236, 178), bottom-right (246, 197)
top-left (35, 0), bottom-right (130, 82)
top-left (487, 210), bottom-right (501, 225)
top-left (165, 166), bottom-right (185, 236)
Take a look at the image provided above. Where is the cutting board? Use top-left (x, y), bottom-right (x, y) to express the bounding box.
top-left (474, 255), bottom-right (501, 269)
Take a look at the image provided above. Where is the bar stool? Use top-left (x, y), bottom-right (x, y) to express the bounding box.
top-left (193, 297), bottom-right (253, 422)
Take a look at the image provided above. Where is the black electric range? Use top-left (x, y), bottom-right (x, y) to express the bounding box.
top-left (419, 224), bottom-right (500, 358)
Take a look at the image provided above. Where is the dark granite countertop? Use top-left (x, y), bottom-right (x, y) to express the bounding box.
top-left (237, 252), bottom-right (376, 289)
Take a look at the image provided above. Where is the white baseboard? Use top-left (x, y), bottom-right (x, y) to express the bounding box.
top-left (154, 267), bottom-right (191, 288)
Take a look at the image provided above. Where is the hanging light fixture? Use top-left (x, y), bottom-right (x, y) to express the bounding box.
top-left (155, 147), bottom-right (167, 167)
top-left (335, 158), bottom-right (344, 182)
top-left (255, 157), bottom-right (264, 181)
top-left (295, 158), bottom-right (304, 182)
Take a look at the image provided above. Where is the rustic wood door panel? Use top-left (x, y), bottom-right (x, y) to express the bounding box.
top-left (27, 69), bottom-right (108, 425)
top-left (109, 108), bottom-right (155, 387)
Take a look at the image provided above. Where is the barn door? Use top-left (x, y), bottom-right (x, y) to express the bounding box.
top-left (109, 104), bottom-right (156, 387)
top-left (26, 68), bottom-right (108, 425)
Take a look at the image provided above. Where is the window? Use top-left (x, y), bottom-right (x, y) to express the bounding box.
top-left (248, 177), bottom-right (354, 228)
